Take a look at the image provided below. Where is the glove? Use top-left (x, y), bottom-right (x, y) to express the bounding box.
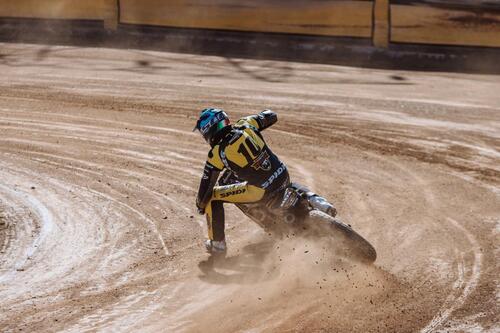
top-left (196, 202), bottom-right (206, 215)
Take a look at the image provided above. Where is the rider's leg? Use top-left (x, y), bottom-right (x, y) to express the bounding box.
top-left (205, 201), bottom-right (225, 242)
top-left (204, 182), bottom-right (265, 251)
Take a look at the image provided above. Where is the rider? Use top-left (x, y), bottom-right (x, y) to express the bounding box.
top-left (193, 108), bottom-right (290, 253)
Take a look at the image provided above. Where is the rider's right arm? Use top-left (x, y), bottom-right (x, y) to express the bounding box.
top-left (235, 110), bottom-right (277, 131)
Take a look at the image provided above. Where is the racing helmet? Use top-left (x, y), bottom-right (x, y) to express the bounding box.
top-left (193, 108), bottom-right (230, 145)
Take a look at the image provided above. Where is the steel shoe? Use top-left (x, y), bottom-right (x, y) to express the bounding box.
top-left (204, 239), bottom-right (227, 254)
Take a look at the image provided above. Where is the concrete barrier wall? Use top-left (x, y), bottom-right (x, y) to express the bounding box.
top-left (390, 1), bottom-right (500, 47)
top-left (119, 0), bottom-right (374, 38)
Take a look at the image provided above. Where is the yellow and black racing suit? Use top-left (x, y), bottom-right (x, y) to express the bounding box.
top-left (196, 111), bottom-right (289, 242)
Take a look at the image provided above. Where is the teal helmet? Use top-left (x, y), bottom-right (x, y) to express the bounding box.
top-left (193, 108), bottom-right (230, 145)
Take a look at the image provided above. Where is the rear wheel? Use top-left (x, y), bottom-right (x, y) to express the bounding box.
top-left (307, 210), bottom-right (377, 263)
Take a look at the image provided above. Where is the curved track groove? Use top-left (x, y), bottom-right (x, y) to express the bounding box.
top-left (420, 218), bottom-right (484, 333)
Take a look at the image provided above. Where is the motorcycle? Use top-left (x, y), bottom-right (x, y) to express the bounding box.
top-left (218, 170), bottom-right (377, 264)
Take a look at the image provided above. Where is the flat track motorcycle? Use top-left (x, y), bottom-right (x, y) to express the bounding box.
top-left (218, 170), bottom-right (377, 263)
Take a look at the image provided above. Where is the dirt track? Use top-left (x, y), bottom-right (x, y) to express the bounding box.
top-left (0, 43), bottom-right (498, 332)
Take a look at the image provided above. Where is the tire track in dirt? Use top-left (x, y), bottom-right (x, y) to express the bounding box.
top-left (0, 181), bottom-right (54, 282)
top-left (0, 108), bottom-right (203, 331)
top-left (358, 152), bottom-right (487, 332)
top-left (420, 218), bottom-right (483, 333)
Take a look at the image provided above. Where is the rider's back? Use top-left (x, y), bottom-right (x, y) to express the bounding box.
top-left (208, 112), bottom-right (288, 192)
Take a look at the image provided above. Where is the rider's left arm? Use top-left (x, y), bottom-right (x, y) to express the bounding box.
top-left (196, 146), bottom-right (224, 214)
top-left (196, 162), bottom-right (220, 214)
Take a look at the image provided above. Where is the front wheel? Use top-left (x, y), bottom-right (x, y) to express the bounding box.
top-left (307, 210), bottom-right (377, 263)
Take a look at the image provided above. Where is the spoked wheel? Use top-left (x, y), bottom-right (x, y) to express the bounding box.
top-left (307, 210), bottom-right (377, 263)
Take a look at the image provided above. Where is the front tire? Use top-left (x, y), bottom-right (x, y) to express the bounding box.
top-left (307, 210), bottom-right (377, 263)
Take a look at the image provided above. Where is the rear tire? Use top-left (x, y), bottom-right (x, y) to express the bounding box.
top-left (307, 210), bottom-right (377, 263)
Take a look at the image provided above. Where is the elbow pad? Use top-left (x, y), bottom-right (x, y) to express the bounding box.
top-left (257, 110), bottom-right (277, 130)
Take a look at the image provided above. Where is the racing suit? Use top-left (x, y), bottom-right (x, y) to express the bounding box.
top-left (196, 110), bottom-right (290, 242)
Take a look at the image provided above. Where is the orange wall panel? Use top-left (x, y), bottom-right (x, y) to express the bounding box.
top-left (119, 0), bottom-right (374, 38)
top-left (0, 0), bottom-right (109, 20)
top-left (391, 4), bottom-right (500, 48)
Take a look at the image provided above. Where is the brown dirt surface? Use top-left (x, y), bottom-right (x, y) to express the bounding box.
top-left (0, 43), bottom-right (498, 332)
